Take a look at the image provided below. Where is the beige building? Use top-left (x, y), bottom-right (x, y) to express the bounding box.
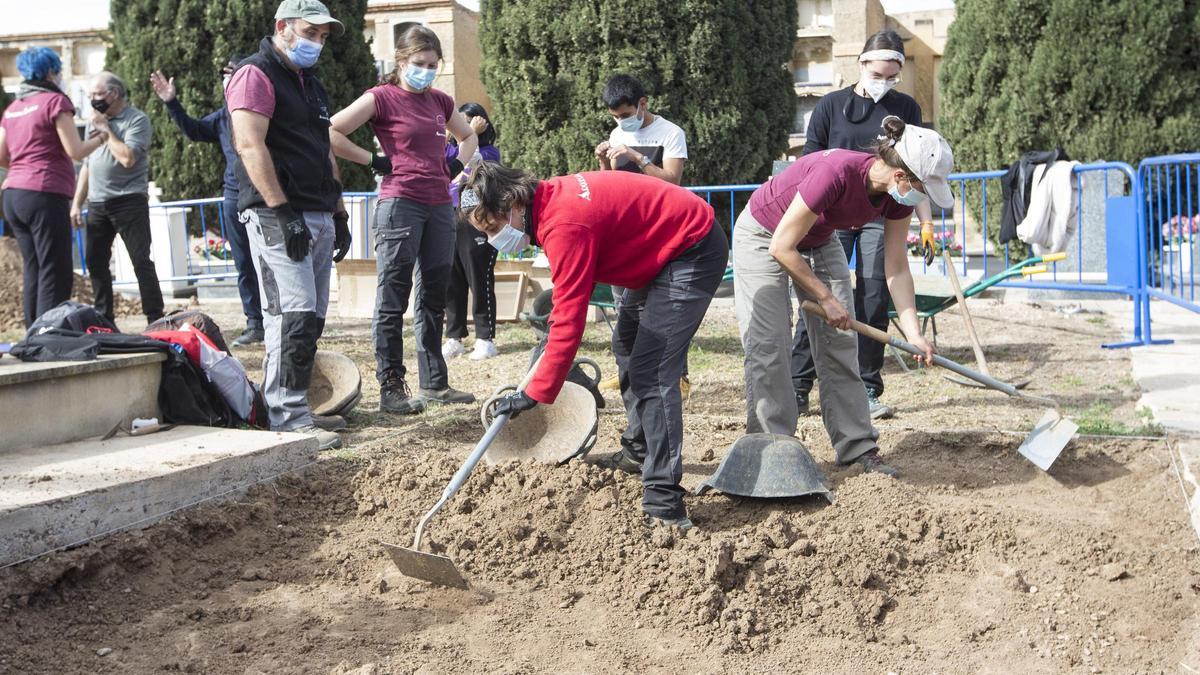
top-left (790, 0), bottom-right (954, 154)
top-left (364, 0), bottom-right (491, 110)
top-left (0, 30), bottom-right (107, 118)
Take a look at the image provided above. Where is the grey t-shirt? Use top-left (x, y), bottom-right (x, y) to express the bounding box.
top-left (86, 104), bottom-right (152, 202)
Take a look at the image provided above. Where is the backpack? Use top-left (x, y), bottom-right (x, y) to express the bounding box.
top-left (143, 328), bottom-right (268, 428)
top-left (26, 300), bottom-right (117, 338)
top-left (147, 310), bottom-right (231, 353)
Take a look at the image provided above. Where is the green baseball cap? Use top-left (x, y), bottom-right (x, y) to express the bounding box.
top-left (275, 0), bottom-right (345, 36)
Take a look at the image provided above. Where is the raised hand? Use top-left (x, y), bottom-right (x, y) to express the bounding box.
top-left (149, 70), bottom-right (176, 103)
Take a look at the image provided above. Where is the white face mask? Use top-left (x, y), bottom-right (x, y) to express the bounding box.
top-left (860, 69), bottom-right (899, 103)
top-left (487, 210), bottom-right (529, 254)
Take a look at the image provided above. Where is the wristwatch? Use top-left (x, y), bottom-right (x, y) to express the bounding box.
top-left (638, 154), bottom-right (652, 169)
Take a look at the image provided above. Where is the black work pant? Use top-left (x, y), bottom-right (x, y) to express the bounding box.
top-left (85, 193), bottom-right (164, 322)
top-left (3, 188), bottom-right (74, 328)
top-left (612, 225), bottom-right (728, 519)
top-left (445, 218), bottom-right (497, 340)
top-left (372, 197), bottom-right (455, 390)
top-left (223, 193), bottom-right (263, 330)
top-left (792, 221), bottom-right (889, 396)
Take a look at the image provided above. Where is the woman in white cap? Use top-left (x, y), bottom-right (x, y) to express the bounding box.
top-left (791, 29), bottom-right (936, 422)
top-left (733, 116), bottom-right (954, 477)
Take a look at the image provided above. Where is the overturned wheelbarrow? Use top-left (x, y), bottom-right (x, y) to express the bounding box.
top-left (696, 433), bottom-right (834, 503)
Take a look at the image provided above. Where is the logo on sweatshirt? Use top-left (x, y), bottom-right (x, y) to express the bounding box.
top-left (573, 173), bottom-right (591, 201)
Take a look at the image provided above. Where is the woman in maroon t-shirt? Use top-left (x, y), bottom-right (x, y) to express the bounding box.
top-left (732, 118), bottom-right (954, 477)
top-left (0, 47), bottom-right (106, 327)
top-left (329, 25), bottom-right (478, 416)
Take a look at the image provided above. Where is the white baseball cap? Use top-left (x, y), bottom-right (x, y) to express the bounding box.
top-left (894, 123), bottom-right (955, 210)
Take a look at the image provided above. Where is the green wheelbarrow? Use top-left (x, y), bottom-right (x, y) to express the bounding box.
top-left (888, 252), bottom-right (1067, 343)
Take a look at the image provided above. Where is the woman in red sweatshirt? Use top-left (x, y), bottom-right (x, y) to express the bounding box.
top-left (460, 163), bottom-right (728, 530)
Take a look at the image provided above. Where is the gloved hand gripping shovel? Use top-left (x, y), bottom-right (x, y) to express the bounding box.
top-left (802, 300), bottom-right (1078, 471)
top-left (382, 358), bottom-right (543, 589)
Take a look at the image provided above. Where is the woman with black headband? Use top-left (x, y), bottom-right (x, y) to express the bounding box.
top-left (790, 30), bottom-right (936, 421)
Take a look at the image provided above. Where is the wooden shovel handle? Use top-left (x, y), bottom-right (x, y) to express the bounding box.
top-left (800, 300), bottom-right (892, 345)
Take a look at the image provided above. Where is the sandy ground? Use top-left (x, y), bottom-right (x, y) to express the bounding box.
top-left (1, 296), bottom-right (1198, 673)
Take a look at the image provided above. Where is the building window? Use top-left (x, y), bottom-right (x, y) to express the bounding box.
top-left (797, 0), bottom-right (833, 28)
top-left (793, 99), bottom-right (818, 135)
top-left (793, 48), bottom-right (833, 85)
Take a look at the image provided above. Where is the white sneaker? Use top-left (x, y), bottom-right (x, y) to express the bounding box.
top-left (469, 339), bottom-right (499, 360)
top-left (442, 338), bottom-right (465, 360)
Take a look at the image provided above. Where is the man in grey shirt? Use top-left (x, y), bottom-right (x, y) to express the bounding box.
top-left (71, 71), bottom-right (164, 323)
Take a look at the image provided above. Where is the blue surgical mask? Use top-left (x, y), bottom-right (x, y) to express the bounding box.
top-left (889, 180), bottom-right (928, 206)
top-left (488, 211), bottom-right (529, 254)
top-left (403, 64), bottom-right (437, 90)
top-left (617, 106), bottom-right (643, 133)
top-left (286, 36), bottom-right (323, 69)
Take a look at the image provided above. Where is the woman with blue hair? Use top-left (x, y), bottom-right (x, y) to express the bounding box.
top-left (0, 46), bottom-right (106, 326)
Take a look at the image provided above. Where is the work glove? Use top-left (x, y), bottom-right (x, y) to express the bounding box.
top-left (332, 210), bottom-right (352, 263)
top-left (275, 203), bottom-right (311, 262)
top-left (447, 157), bottom-right (465, 181)
top-left (370, 153), bottom-right (392, 176)
top-left (920, 221), bottom-right (937, 266)
top-left (493, 390), bottom-right (537, 420)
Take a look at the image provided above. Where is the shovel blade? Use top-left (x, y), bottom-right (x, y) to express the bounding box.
top-left (382, 542), bottom-right (470, 589)
top-left (1017, 409), bottom-right (1079, 471)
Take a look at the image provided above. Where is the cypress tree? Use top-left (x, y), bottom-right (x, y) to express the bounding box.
top-left (478, 0), bottom-right (797, 185)
top-left (940, 0), bottom-right (1200, 171)
top-left (106, 0), bottom-right (378, 198)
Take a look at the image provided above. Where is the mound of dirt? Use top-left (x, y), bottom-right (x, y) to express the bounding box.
top-left (351, 455), bottom-right (998, 653)
top-left (1, 236), bottom-right (142, 331)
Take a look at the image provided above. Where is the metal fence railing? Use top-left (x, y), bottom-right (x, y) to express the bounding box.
top-left (1139, 154), bottom-right (1200, 316)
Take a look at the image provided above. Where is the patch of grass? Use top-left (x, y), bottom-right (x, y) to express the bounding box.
top-left (1072, 402), bottom-right (1164, 437)
top-left (1059, 374), bottom-right (1085, 388)
top-left (1086, 316), bottom-right (1107, 326)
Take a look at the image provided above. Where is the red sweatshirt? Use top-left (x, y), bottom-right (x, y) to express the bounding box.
top-left (525, 171), bottom-right (715, 403)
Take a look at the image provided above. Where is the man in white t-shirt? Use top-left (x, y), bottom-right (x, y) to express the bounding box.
top-left (595, 74), bottom-right (687, 185)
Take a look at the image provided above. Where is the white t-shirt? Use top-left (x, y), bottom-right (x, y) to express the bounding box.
top-left (607, 114), bottom-right (688, 161)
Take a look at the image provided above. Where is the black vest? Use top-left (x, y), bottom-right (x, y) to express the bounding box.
top-left (232, 37), bottom-right (339, 213)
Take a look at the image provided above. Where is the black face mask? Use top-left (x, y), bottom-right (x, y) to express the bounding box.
top-left (90, 98), bottom-right (110, 114)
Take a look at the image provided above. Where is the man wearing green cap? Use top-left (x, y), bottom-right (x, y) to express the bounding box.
top-left (225, 0), bottom-right (352, 450)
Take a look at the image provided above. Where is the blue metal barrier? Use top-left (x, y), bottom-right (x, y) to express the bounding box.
top-left (1139, 154), bottom-right (1200, 317)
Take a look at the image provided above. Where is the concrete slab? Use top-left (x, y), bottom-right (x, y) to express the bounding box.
top-left (1124, 301), bottom-right (1200, 436)
top-left (0, 425), bottom-right (318, 567)
top-left (0, 353), bottom-right (165, 453)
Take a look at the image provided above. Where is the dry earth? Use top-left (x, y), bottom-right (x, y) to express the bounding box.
top-left (1, 295), bottom-right (1197, 673)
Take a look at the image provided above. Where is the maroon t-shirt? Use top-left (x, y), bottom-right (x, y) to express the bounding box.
top-left (748, 149), bottom-right (913, 249)
top-left (369, 84), bottom-right (455, 205)
top-left (1, 91), bottom-right (76, 197)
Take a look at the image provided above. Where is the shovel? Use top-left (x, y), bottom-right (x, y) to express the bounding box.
top-left (801, 300), bottom-right (1077, 471)
top-left (939, 250), bottom-right (1032, 390)
top-left (382, 359), bottom-right (543, 589)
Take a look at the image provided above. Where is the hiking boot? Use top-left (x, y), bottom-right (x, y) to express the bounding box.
top-left (232, 328), bottom-right (264, 348)
top-left (417, 387), bottom-right (477, 405)
top-left (857, 449), bottom-right (898, 477)
top-left (380, 375), bottom-right (425, 415)
top-left (442, 338), bottom-right (465, 360)
top-left (867, 388), bottom-right (894, 420)
top-left (644, 513), bottom-right (694, 532)
top-left (796, 389), bottom-right (811, 416)
top-left (469, 339), bottom-right (498, 360)
top-left (290, 424), bottom-right (342, 451)
top-left (311, 413), bottom-right (347, 432)
top-left (598, 449), bottom-right (644, 475)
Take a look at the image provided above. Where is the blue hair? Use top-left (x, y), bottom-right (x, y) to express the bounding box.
top-left (16, 47), bottom-right (62, 81)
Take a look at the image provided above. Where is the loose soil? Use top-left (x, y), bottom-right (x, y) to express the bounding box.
top-left (0, 236), bottom-right (142, 334)
top-left (1, 298), bottom-right (1197, 673)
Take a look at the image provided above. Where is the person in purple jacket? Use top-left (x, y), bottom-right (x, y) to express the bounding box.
top-left (442, 102), bottom-right (502, 361)
top-left (0, 47), bottom-right (107, 327)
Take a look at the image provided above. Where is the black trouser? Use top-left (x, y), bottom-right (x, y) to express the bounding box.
top-left (223, 192), bottom-right (263, 330)
top-left (445, 218), bottom-right (497, 340)
top-left (372, 197), bottom-right (455, 389)
top-left (612, 225), bottom-right (728, 519)
top-left (3, 188), bottom-right (74, 328)
top-left (792, 221), bottom-right (889, 396)
top-left (85, 193), bottom-right (164, 322)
